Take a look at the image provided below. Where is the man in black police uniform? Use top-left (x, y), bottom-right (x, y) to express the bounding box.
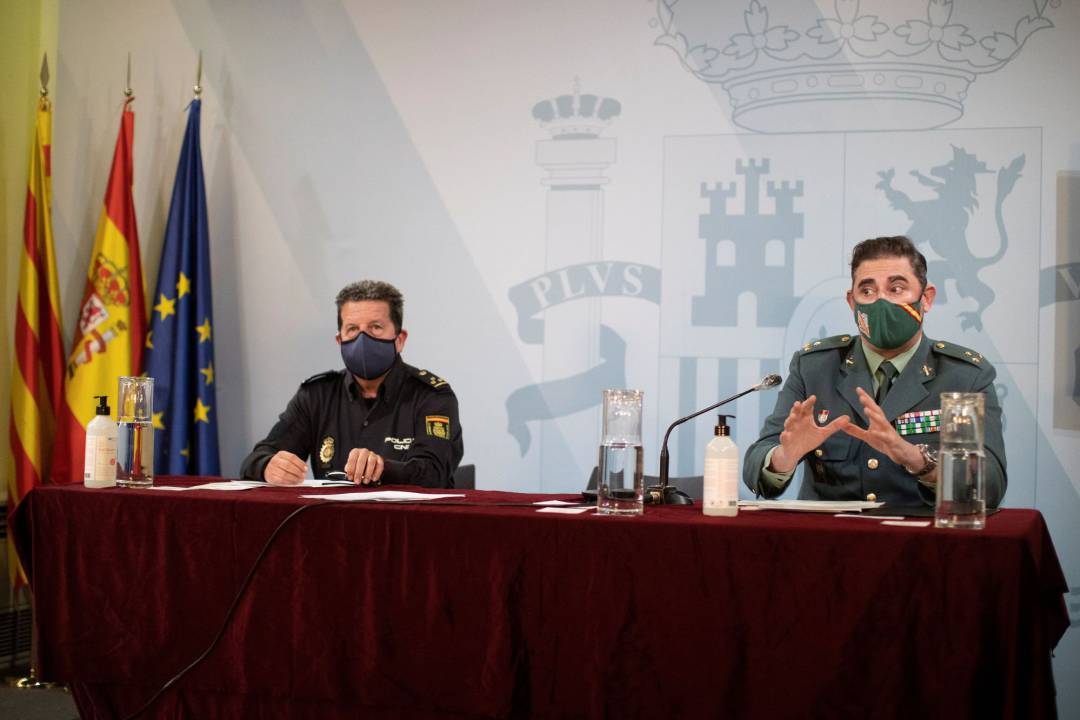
top-left (240, 280), bottom-right (463, 487)
top-left (743, 235), bottom-right (1007, 507)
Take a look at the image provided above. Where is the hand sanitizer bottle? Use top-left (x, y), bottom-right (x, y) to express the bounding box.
top-left (84, 395), bottom-right (118, 488)
top-left (703, 414), bottom-right (738, 517)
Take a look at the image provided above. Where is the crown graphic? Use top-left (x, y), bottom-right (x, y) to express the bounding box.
top-left (532, 79), bottom-right (622, 139)
top-left (653, 0), bottom-right (1057, 132)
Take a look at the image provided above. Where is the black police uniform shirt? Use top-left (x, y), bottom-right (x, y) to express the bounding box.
top-left (742, 334), bottom-right (1007, 508)
top-left (240, 357), bottom-right (463, 488)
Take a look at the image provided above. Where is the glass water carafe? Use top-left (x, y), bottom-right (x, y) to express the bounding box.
top-left (597, 389), bottom-right (644, 516)
top-left (116, 376), bottom-right (155, 487)
top-left (934, 392), bottom-right (986, 529)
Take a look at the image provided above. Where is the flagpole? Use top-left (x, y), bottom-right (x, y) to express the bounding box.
top-left (193, 50), bottom-right (202, 99)
top-left (6, 52), bottom-right (60, 693)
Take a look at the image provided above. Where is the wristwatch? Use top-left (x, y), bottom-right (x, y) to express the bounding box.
top-left (905, 443), bottom-right (938, 477)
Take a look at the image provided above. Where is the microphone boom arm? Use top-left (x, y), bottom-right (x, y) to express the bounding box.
top-left (656, 374), bottom-right (782, 497)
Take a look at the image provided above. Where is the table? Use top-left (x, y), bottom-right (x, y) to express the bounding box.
top-left (13, 478), bottom-right (1070, 719)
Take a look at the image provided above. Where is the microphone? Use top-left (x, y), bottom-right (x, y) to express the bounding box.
top-left (647, 374), bottom-right (783, 505)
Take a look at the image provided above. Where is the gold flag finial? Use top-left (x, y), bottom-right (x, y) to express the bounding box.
top-left (193, 51), bottom-right (202, 99)
top-left (39, 53), bottom-right (50, 97)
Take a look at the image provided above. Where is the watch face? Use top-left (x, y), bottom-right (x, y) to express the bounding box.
top-left (916, 444), bottom-right (937, 476)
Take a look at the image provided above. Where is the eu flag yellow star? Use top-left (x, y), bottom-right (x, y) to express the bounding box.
top-left (200, 362), bottom-right (215, 386)
top-left (154, 294), bottom-right (176, 321)
top-left (152, 411), bottom-right (165, 430)
top-left (195, 318), bottom-right (212, 343)
top-left (176, 271), bottom-right (191, 300)
top-left (180, 447), bottom-right (190, 459)
top-left (193, 397), bottom-right (212, 424)
top-left (145, 330), bottom-right (153, 349)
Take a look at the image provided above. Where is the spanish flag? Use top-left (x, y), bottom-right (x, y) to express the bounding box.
top-left (53, 99), bottom-right (147, 485)
top-left (7, 97), bottom-right (66, 587)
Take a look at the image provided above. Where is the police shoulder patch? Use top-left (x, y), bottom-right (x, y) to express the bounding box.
top-left (425, 415), bottom-right (451, 439)
top-left (801, 334), bottom-right (856, 354)
top-left (302, 370), bottom-right (340, 386)
top-left (930, 341), bottom-right (986, 366)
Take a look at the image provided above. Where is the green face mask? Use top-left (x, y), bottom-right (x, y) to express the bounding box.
top-left (853, 298), bottom-right (923, 350)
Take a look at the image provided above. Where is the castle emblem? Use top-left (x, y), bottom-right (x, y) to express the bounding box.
top-left (693, 158), bottom-right (802, 328)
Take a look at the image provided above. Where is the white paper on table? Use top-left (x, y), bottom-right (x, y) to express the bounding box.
top-left (299, 479), bottom-right (355, 487)
top-left (536, 506), bottom-right (595, 514)
top-left (739, 499), bottom-right (884, 513)
top-left (148, 481), bottom-right (264, 491)
top-left (299, 491), bottom-right (466, 502)
top-left (833, 513), bottom-right (907, 521)
top-left (194, 481), bottom-right (266, 491)
top-left (533, 499), bottom-right (581, 506)
top-left (881, 520), bottom-right (932, 527)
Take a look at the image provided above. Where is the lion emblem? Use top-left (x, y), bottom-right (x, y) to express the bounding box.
top-left (877, 145), bottom-right (1024, 332)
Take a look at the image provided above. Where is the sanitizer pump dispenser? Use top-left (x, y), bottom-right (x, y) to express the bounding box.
top-left (703, 414), bottom-right (738, 517)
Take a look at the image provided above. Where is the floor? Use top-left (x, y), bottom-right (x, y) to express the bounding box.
top-left (0, 679), bottom-right (79, 720)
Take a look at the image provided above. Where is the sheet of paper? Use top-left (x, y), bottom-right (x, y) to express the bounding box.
top-left (191, 481), bottom-right (265, 491)
top-left (149, 481), bottom-right (264, 491)
top-left (881, 520), bottom-right (932, 527)
top-left (833, 513), bottom-right (907, 520)
top-left (299, 479), bottom-right (355, 487)
top-left (533, 499), bottom-right (582, 506)
top-left (536, 506), bottom-right (595, 514)
top-left (299, 491), bottom-right (466, 502)
top-left (739, 499), bottom-right (884, 513)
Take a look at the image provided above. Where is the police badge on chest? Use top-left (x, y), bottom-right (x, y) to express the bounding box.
top-left (319, 436), bottom-right (335, 466)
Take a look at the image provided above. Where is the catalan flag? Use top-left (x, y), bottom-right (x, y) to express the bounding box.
top-left (54, 99), bottom-right (147, 484)
top-left (144, 99), bottom-right (220, 475)
top-left (7, 97), bottom-right (66, 587)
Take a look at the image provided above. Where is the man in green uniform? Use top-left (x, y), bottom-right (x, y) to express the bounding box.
top-left (240, 280), bottom-right (463, 488)
top-left (743, 236), bottom-right (1006, 507)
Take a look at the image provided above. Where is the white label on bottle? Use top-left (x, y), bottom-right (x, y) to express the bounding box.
top-left (84, 435), bottom-right (117, 488)
top-left (704, 457), bottom-right (738, 507)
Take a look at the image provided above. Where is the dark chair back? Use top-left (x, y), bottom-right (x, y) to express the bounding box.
top-left (453, 463), bottom-right (476, 490)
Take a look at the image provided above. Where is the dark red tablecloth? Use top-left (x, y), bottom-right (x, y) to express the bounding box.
top-left (13, 477), bottom-right (1070, 719)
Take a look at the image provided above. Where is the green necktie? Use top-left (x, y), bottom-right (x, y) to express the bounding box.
top-left (876, 360), bottom-right (898, 406)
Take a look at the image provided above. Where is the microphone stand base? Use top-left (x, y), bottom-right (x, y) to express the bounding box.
top-left (645, 484), bottom-right (694, 505)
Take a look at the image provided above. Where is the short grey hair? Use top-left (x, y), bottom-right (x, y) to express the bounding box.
top-left (335, 280), bottom-right (404, 332)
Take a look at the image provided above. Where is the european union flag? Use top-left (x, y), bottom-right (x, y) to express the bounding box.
top-left (144, 99), bottom-right (220, 475)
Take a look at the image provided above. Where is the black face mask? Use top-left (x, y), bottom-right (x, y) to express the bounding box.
top-left (340, 331), bottom-right (398, 380)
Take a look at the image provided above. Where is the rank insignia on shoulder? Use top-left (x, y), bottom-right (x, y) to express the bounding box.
top-left (802, 334), bottom-right (856, 354)
top-left (930, 341), bottom-right (986, 367)
top-left (415, 368), bottom-right (449, 389)
top-left (894, 409), bottom-right (941, 436)
top-left (319, 436), bottom-right (335, 465)
top-left (425, 415), bottom-right (450, 439)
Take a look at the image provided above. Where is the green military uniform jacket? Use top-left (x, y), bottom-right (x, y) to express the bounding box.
top-left (743, 334), bottom-right (1007, 508)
